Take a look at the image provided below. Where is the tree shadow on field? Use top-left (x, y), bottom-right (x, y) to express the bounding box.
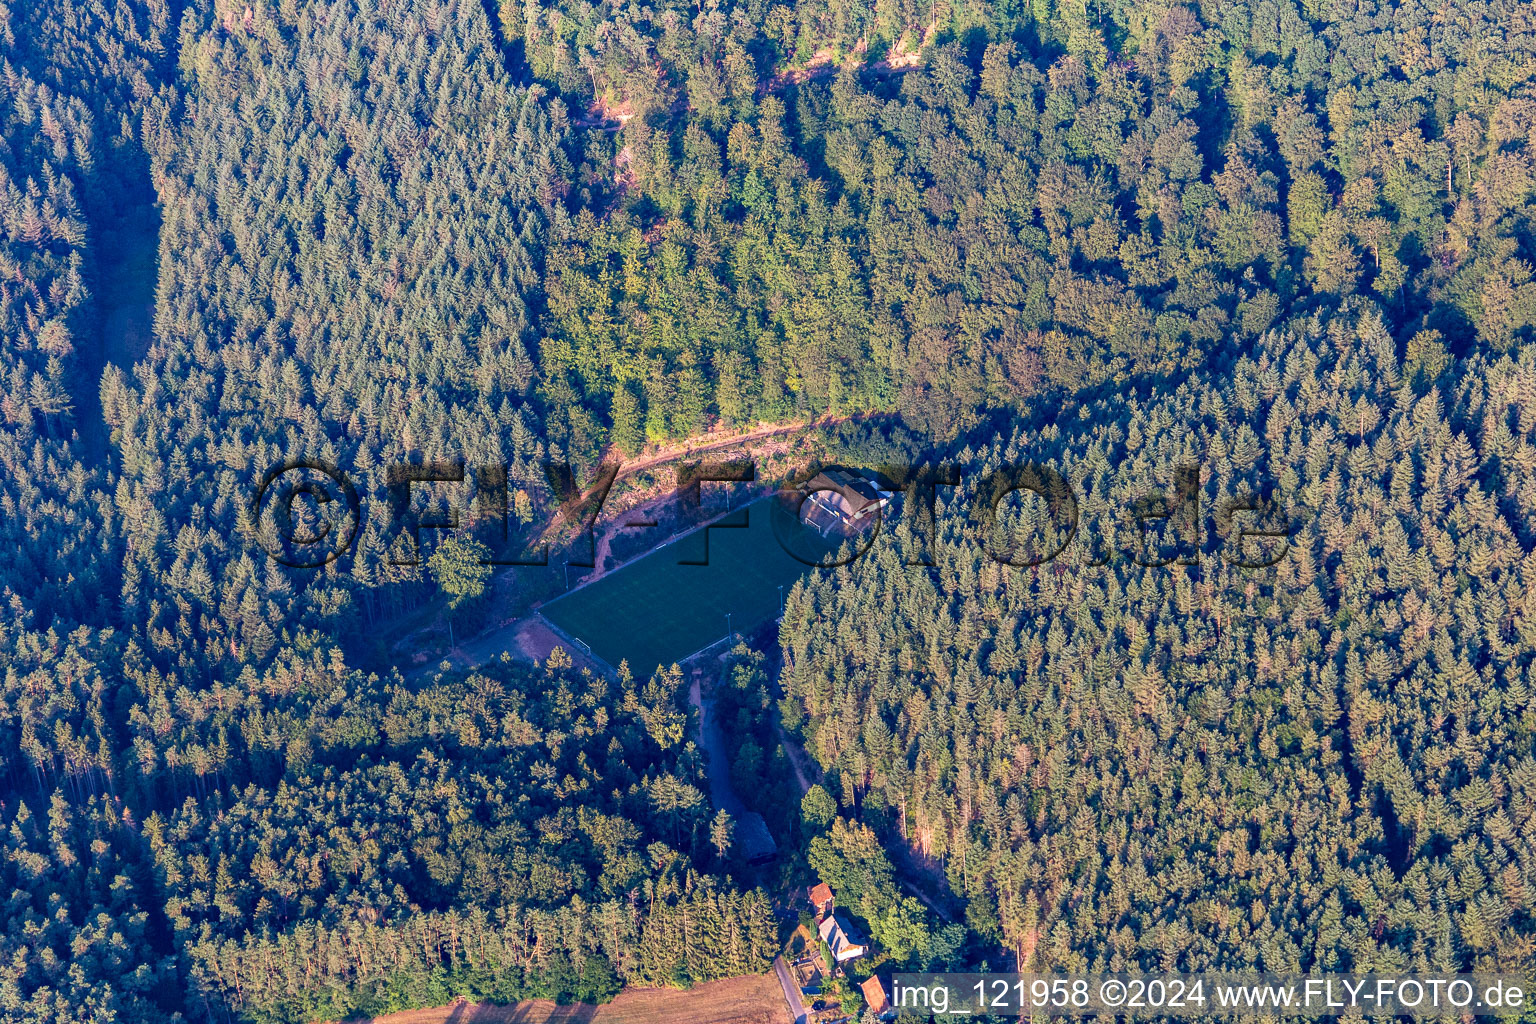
top-left (494, 1001), bottom-right (598, 1024)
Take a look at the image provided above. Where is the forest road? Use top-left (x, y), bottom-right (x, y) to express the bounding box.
top-left (773, 957), bottom-right (808, 1024)
top-left (596, 411), bottom-right (877, 485)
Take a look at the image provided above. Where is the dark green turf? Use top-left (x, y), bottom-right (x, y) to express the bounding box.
top-left (542, 499), bottom-right (838, 675)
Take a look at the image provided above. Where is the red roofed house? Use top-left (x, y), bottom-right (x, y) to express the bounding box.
top-left (808, 882), bottom-right (834, 919)
top-left (861, 975), bottom-right (892, 1017)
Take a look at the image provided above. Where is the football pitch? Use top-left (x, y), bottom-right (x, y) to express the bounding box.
top-left (541, 499), bottom-right (835, 675)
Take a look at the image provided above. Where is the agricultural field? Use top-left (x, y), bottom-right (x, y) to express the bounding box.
top-left (541, 498), bottom-right (844, 674)
top-left (357, 972), bottom-right (789, 1024)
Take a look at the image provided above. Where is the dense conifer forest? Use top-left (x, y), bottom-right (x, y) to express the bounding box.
top-left (1, 0), bottom-right (1535, 1017)
top-left (781, 307), bottom-right (1536, 979)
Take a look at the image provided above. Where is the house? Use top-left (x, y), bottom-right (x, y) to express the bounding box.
top-left (817, 912), bottom-right (868, 963)
top-left (860, 975), bottom-right (893, 1017)
top-left (808, 881), bottom-right (834, 919)
top-left (802, 468), bottom-right (890, 534)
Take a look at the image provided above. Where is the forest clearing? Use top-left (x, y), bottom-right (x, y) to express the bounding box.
top-left (388, 413), bottom-right (866, 673)
top-left (540, 497), bottom-right (834, 673)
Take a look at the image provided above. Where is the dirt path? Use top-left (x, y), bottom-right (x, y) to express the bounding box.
top-left (899, 875), bottom-right (956, 924)
top-left (774, 722), bottom-right (815, 797)
top-left (690, 667), bottom-right (749, 820)
top-left (582, 487), bottom-right (686, 587)
top-left (602, 413), bottom-right (857, 484)
top-left (567, 410), bottom-right (876, 585)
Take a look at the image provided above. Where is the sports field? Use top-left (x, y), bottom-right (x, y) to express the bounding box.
top-left (541, 499), bottom-right (836, 674)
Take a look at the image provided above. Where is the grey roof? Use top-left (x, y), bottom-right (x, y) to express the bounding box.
top-left (737, 811), bottom-right (777, 862)
top-left (806, 469), bottom-right (887, 521)
top-left (813, 469), bottom-right (882, 507)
